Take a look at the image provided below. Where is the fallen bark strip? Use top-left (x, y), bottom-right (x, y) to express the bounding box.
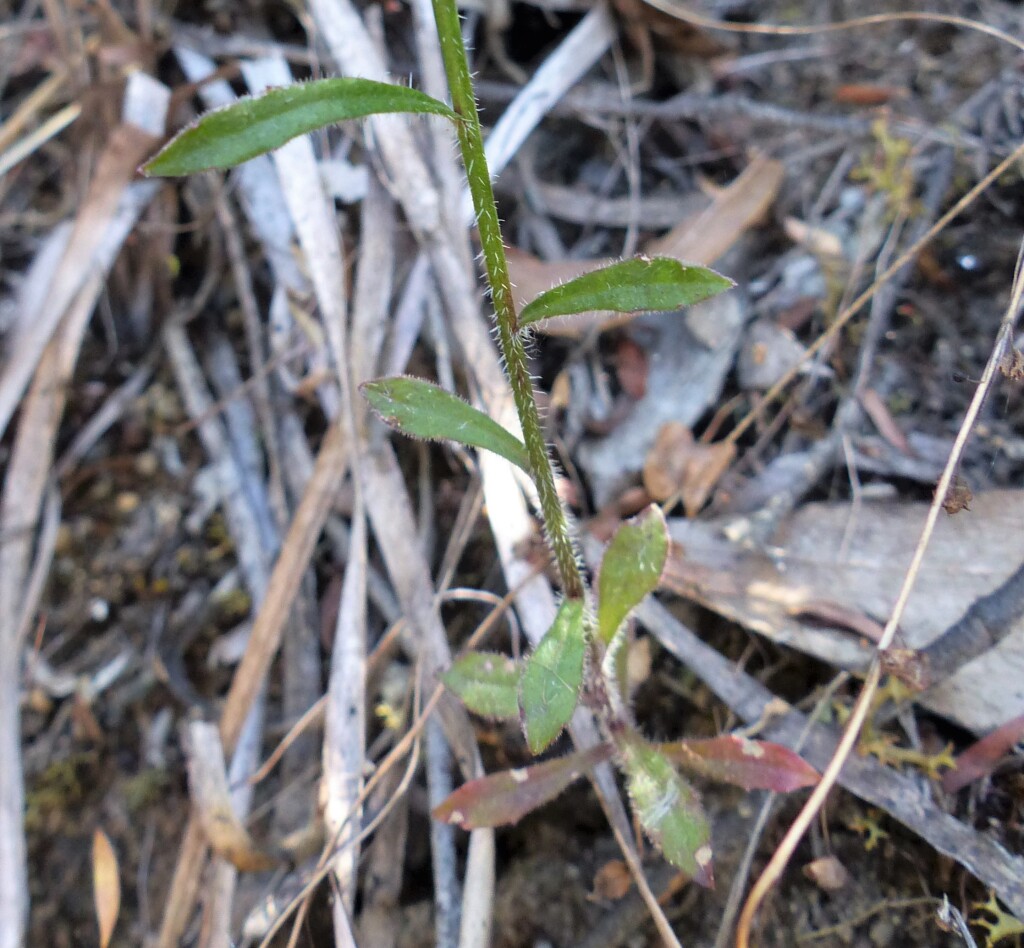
top-left (918, 558), bottom-right (1024, 686)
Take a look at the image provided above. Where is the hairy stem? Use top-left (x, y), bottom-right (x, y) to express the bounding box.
top-left (430, 0), bottom-right (584, 599)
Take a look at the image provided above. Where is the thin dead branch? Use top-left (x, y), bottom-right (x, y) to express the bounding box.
top-left (157, 424), bottom-right (348, 945)
top-left (0, 74), bottom-right (166, 947)
top-left (637, 598), bottom-right (1024, 920)
top-left (735, 239), bottom-right (1024, 946)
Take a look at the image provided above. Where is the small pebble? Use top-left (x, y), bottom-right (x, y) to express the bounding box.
top-left (135, 451), bottom-right (159, 477)
top-left (115, 492), bottom-right (140, 514)
top-left (88, 598), bottom-right (110, 623)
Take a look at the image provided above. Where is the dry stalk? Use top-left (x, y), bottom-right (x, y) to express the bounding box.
top-left (0, 69), bottom-right (67, 153)
top-left (0, 124), bottom-right (159, 439)
top-left (643, 5), bottom-right (1024, 56)
top-left (0, 77), bottom-right (165, 945)
top-left (712, 674), bottom-right (850, 948)
top-left (157, 424), bottom-right (348, 947)
top-left (167, 325), bottom-right (277, 948)
top-left (734, 242), bottom-right (1024, 946)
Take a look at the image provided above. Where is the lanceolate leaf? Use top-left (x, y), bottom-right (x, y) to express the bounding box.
top-left (518, 257), bottom-right (734, 330)
top-left (361, 377), bottom-right (530, 472)
top-left (597, 505), bottom-right (668, 645)
top-left (659, 736), bottom-right (821, 792)
top-left (442, 652), bottom-right (521, 720)
top-left (519, 599), bottom-right (587, 754)
top-left (941, 712), bottom-right (1024, 794)
top-left (622, 740), bottom-right (713, 887)
top-left (143, 79), bottom-right (458, 176)
top-left (433, 744), bottom-right (612, 829)
top-left (92, 828), bottom-right (120, 948)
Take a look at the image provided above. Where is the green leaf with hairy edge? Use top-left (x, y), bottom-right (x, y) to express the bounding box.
top-left (442, 653), bottom-right (522, 720)
top-left (143, 79), bottom-right (458, 176)
top-left (622, 740), bottom-right (713, 886)
top-left (659, 736), bottom-right (820, 792)
top-left (360, 377), bottom-right (530, 472)
top-left (518, 257), bottom-right (734, 329)
top-left (519, 599), bottom-right (586, 754)
top-left (433, 744), bottom-right (612, 828)
top-left (597, 505), bottom-right (668, 645)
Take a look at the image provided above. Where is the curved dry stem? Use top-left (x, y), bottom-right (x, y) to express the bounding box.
top-left (734, 239), bottom-right (1024, 948)
top-left (642, 4), bottom-right (1024, 56)
top-left (713, 672), bottom-right (850, 948)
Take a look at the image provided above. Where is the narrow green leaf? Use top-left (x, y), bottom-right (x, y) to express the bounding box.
top-left (432, 745), bottom-right (612, 828)
top-left (442, 653), bottom-right (521, 720)
top-left (519, 599), bottom-right (586, 754)
top-left (622, 740), bottom-right (713, 886)
top-left (143, 78), bottom-right (458, 176)
top-left (360, 377), bottom-right (530, 472)
top-left (597, 505), bottom-right (668, 645)
top-left (518, 256), bottom-right (734, 329)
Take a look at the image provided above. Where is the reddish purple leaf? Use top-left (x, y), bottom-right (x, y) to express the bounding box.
top-left (659, 736), bottom-right (820, 792)
top-left (942, 713), bottom-right (1024, 794)
top-left (433, 744), bottom-right (612, 829)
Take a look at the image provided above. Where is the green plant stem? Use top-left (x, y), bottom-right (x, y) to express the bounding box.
top-left (430, 0), bottom-right (584, 600)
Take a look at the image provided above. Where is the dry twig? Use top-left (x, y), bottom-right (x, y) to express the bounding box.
top-left (0, 73), bottom-right (166, 947)
top-left (735, 239), bottom-right (1024, 946)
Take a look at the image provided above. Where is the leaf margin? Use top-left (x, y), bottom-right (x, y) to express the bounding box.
top-left (519, 598), bottom-right (587, 754)
top-left (442, 652), bottom-right (522, 720)
top-left (596, 504), bottom-right (669, 646)
top-left (659, 736), bottom-right (821, 792)
top-left (361, 376), bottom-right (531, 472)
top-left (143, 77), bottom-right (459, 176)
top-left (432, 744), bottom-right (612, 829)
top-left (518, 256), bottom-right (734, 330)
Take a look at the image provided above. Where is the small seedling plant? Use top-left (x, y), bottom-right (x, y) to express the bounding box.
top-left (144, 2), bottom-right (819, 886)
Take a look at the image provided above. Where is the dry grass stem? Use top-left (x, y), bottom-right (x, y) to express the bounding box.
top-left (735, 243), bottom-right (1024, 946)
top-left (9, 3), bottom-right (1024, 945)
top-left (638, 598), bottom-right (1024, 920)
top-left (0, 73), bottom-right (167, 945)
top-left (728, 137), bottom-right (1024, 444)
top-left (646, 4), bottom-right (1024, 55)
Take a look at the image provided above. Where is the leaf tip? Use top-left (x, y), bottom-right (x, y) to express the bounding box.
top-left (432, 803), bottom-right (467, 827)
top-left (693, 843), bottom-right (715, 888)
top-left (522, 700), bottom-right (568, 754)
top-left (139, 151), bottom-right (172, 177)
top-left (786, 761), bottom-right (822, 791)
top-left (524, 727), bottom-right (562, 756)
